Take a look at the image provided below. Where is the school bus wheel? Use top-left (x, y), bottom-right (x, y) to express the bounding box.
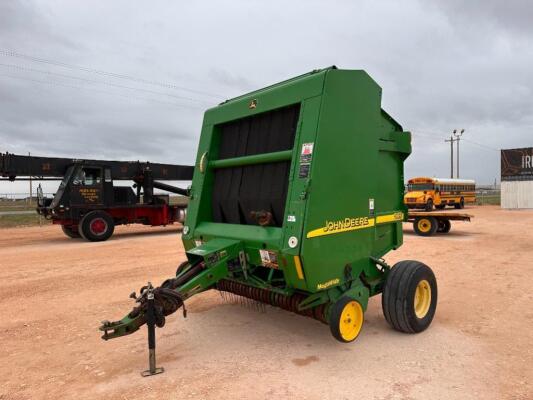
top-left (413, 216), bottom-right (438, 236)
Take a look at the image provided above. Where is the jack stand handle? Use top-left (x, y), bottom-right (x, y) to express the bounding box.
top-left (141, 284), bottom-right (164, 377)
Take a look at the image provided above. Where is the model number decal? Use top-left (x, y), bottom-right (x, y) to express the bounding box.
top-left (317, 278), bottom-right (340, 290)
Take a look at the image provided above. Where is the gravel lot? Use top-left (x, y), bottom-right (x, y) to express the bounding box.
top-left (0, 206), bottom-right (531, 400)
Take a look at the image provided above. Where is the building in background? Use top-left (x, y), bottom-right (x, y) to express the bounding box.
top-left (501, 147), bottom-right (533, 209)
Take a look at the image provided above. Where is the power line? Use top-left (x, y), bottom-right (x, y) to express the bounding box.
top-left (461, 138), bottom-right (499, 152)
top-left (0, 73), bottom-right (204, 109)
top-left (0, 49), bottom-right (224, 99)
top-left (416, 130), bottom-right (500, 152)
top-left (0, 62), bottom-right (213, 105)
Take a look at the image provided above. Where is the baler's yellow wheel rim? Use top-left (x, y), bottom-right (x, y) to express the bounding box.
top-left (417, 218), bottom-right (432, 233)
top-left (414, 279), bottom-right (431, 318)
top-left (339, 300), bottom-right (364, 341)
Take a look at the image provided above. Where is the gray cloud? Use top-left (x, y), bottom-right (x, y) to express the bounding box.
top-left (1, 0), bottom-right (532, 197)
top-left (430, 0), bottom-right (533, 36)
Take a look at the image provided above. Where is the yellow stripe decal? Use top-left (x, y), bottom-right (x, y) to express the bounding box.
top-left (306, 212), bottom-right (403, 239)
top-left (293, 256), bottom-right (305, 280)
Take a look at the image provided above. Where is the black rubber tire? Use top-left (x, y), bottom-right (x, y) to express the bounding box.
top-left (78, 224), bottom-right (87, 240)
top-left (435, 204), bottom-right (446, 210)
top-left (454, 197), bottom-right (465, 209)
top-left (61, 225), bottom-right (81, 238)
top-left (437, 219), bottom-right (451, 233)
top-left (425, 199), bottom-right (434, 211)
top-left (382, 260), bottom-right (437, 333)
top-left (79, 211), bottom-right (115, 242)
top-left (413, 216), bottom-right (438, 236)
top-left (329, 296), bottom-right (365, 343)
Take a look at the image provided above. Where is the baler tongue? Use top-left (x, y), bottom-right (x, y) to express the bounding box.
top-left (99, 282), bottom-right (187, 341)
top-left (99, 238), bottom-right (243, 340)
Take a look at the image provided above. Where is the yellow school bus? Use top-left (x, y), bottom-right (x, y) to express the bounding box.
top-left (404, 177), bottom-right (476, 211)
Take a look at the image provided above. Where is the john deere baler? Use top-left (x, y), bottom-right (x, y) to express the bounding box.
top-left (101, 67), bottom-right (437, 360)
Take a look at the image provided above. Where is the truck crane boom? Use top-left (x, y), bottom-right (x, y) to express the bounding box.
top-left (0, 152), bottom-right (193, 181)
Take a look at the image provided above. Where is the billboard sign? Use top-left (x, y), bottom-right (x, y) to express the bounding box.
top-left (501, 147), bottom-right (533, 181)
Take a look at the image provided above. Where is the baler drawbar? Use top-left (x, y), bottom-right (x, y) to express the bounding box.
top-left (100, 67), bottom-right (438, 374)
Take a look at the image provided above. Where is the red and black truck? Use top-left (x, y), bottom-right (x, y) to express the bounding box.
top-left (0, 152), bottom-right (193, 241)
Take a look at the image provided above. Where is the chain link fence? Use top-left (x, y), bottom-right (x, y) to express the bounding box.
top-left (0, 192), bottom-right (54, 209)
top-left (476, 188), bottom-right (501, 205)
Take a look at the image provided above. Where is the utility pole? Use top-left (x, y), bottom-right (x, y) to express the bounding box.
top-left (453, 129), bottom-right (465, 178)
top-left (445, 134), bottom-right (455, 178)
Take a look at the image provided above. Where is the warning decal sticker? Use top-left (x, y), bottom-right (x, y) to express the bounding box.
top-left (299, 142), bottom-right (314, 178)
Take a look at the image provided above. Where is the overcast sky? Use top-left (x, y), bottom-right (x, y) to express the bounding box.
top-left (1, 0), bottom-right (532, 195)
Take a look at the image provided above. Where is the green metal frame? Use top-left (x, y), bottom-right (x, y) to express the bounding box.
top-left (101, 67), bottom-right (411, 339)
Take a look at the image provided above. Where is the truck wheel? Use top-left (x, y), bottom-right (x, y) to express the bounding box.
top-left (80, 211), bottom-right (115, 242)
top-left (382, 260), bottom-right (437, 333)
top-left (413, 217), bottom-right (438, 236)
top-left (329, 296), bottom-right (364, 343)
top-left (61, 225), bottom-right (81, 238)
top-left (437, 219), bottom-right (451, 233)
top-left (454, 197), bottom-right (465, 209)
top-left (425, 199), bottom-right (433, 211)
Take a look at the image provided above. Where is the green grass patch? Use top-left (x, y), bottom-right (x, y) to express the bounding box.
top-left (0, 200), bottom-right (35, 212)
top-left (0, 205), bottom-right (36, 212)
top-left (476, 195), bottom-right (501, 205)
top-left (0, 213), bottom-right (48, 228)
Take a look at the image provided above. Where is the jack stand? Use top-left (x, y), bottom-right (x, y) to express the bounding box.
top-left (141, 283), bottom-right (164, 377)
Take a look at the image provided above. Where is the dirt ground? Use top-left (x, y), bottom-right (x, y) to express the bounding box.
top-left (0, 206), bottom-right (531, 400)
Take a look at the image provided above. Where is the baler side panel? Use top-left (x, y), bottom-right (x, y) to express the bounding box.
top-left (301, 70), bottom-right (390, 292)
